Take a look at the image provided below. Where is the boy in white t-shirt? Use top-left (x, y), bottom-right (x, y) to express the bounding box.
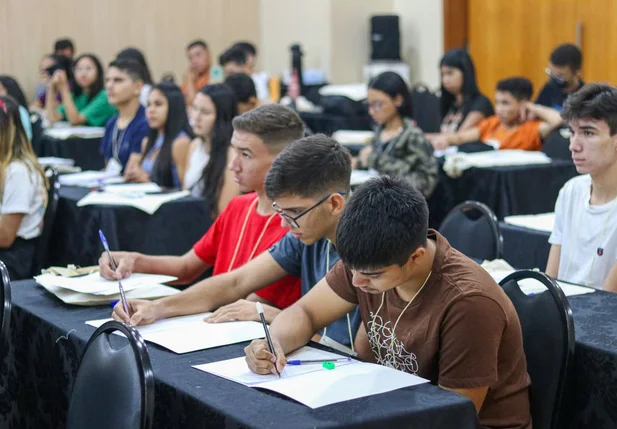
top-left (0, 96), bottom-right (47, 279)
top-left (547, 83), bottom-right (617, 291)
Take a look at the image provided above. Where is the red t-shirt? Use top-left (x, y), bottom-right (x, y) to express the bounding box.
top-left (193, 193), bottom-right (300, 309)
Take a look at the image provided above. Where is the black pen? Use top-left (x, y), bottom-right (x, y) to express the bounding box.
top-left (256, 302), bottom-right (281, 378)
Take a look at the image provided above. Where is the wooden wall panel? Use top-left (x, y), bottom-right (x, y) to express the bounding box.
top-left (577, 0), bottom-right (617, 84)
top-left (0, 0), bottom-right (261, 98)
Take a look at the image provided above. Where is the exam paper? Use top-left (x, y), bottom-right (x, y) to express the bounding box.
top-left (332, 130), bottom-right (374, 146)
top-left (44, 126), bottom-right (105, 140)
top-left (35, 272), bottom-right (177, 295)
top-left (86, 313), bottom-right (266, 354)
top-left (318, 83), bottom-right (367, 102)
top-left (77, 190), bottom-right (190, 214)
top-left (443, 150), bottom-right (551, 178)
top-left (350, 170), bottom-right (379, 186)
top-left (504, 213), bottom-right (555, 233)
top-left (58, 171), bottom-right (122, 187)
top-left (481, 260), bottom-right (595, 297)
top-left (194, 346), bottom-right (428, 408)
top-left (39, 282), bottom-right (179, 306)
top-left (37, 157), bottom-right (75, 167)
top-left (103, 183), bottom-right (162, 194)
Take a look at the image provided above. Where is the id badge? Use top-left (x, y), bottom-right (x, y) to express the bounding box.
top-left (319, 335), bottom-right (356, 356)
top-left (105, 158), bottom-right (122, 175)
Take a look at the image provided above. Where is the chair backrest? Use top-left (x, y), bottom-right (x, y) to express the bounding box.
top-left (67, 321), bottom-right (155, 429)
top-left (542, 129), bottom-right (572, 160)
top-left (0, 261), bottom-right (11, 360)
top-left (33, 167), bottom-right (60, 275)
top-left (499, 270), bottom-right (575, 429)
top-left (410, 85), bottom-right (441, 133)
top-left (438, 200), bottom-right (503, 260)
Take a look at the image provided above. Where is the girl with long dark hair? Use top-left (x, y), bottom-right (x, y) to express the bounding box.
top-left (124, 82), bottom-right (193, 188)
top-left (184, 84), bottom-right (239, 218)
top-left (357, 71), bottom-right (438, 198)
top-left (46, 53), bottom-right (116, 126)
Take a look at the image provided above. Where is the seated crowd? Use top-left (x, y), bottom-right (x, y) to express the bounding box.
top-left (1, 35), bottom-right (617, 429)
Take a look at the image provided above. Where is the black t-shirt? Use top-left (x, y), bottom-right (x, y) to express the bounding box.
top-left (440, 93), bottom-right (494, 133)
top-left (535, 80), bottom-right (585, 111)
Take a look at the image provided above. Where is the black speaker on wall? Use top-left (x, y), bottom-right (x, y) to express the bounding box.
top-left (370, 15), bottom-right (401, 61)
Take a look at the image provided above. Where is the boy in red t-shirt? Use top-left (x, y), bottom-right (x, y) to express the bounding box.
top-left (432, 77), bottom-right (563, 151)
top-left (100, 104), bottom-right (304, 324)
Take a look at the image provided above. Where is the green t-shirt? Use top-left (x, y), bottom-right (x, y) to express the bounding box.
top-left (57, 90), bottom-right (116, 127)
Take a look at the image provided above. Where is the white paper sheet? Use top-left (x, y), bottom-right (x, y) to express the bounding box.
top-left (350, 170), bottom-right (379, 186)
top-left (318, 83), bottom-right (367, 102)
top-left (76, 190), bottom-right (190, 214)
top-left (103, 183), bottom-right (162, 194)
top-left (44, 126), bottom-right (105, 140)
top-left (58, 171), bottom-right (122, 187)
top-left (35, 272), bottom-right (177, 295)
top-left (504, 213), bottom-right (555, 233)
top-left (332, 130), bottom-right (374, 145)
top-left (481, 260), bottom-right (595, 296)
top-left (443, 150), bottom-right (551, 178)
top-left (39, 282), bottom-right (179, 306)
top-left (86, 312), bottom-right (266, 354)
top-left (37, 157), bottom-right (75, 166)
top-left (194, 346), bottom-right (428, 408)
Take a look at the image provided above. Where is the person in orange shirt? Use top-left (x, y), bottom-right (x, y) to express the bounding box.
top-left (181, 40), bottom-right (211, 106)
top-left (432, 77), bottom-right (563, 151)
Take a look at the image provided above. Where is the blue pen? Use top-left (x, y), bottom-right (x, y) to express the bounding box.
top-left (98, 230), bottom-right (130, 318)
top-left (287, 357), bottom-right (352, 365)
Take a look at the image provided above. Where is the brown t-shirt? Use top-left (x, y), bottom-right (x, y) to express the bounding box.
top-left (326, 231), bottom-right (531, 429)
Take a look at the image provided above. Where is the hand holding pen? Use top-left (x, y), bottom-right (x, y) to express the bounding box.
top-left (98, 230), bottom-right (131, 319)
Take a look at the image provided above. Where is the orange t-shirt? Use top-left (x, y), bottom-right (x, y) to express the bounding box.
top-left (181, 73), bottom-right (210, 97)
top-left (477, 115), bottom-right (542, 151)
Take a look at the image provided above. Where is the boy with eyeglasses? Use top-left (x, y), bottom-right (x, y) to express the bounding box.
top-left (111, 134), bottom-right (361, 350)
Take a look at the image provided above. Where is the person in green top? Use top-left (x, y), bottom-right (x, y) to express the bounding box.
top-left (46, 53), bottom-right (116, 127)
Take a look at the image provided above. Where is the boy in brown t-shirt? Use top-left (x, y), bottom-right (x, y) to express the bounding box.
top-left (244, 176), bottom-right (531, 429)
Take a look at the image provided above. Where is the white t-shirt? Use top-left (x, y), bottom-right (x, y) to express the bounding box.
top-left (184, 142), bottom-right (210, 196)
top-left (0, 161), bottom-right (46, 240)
top-left (549, 174), bottom-right (617, 289)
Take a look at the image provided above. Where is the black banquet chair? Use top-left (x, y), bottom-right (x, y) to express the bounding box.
top-left (438, 200), bottom-right (503, 261)
top-left (499, 270), bottom-right (575, 429)
top-left (0, 261), bottom-right (11, 361)
top-left (66, 321), bottom-right (155, 429)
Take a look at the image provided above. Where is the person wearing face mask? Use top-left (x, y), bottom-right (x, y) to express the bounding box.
top-left (536, 44), bottom-right (584, 112)
top-left (184, 84), bottom-right (239, 218)
top-left (431, 77), bottom-right (563, 152)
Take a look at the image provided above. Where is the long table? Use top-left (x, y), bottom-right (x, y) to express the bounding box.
top-left (429, 160), bottom-right (577, 228)
top-left (40, 135), bottom-right (105, 171)
top-left (1, 280), bottom-right (479, 428)
top-left (500, 222), bottom-right (551, 270)
top-left (48, 186), bottom-right (212, 268)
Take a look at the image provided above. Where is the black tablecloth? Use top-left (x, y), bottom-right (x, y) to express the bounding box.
top-left (500, 223), bottom-right (551, 270)
top-left (300, 112), bottom-right (372, 135)
top-left (429, 160), bottom-right (578, 228)
top-left (0, 280), bottom-right (479, 428)
top-left (41, 135), bottom-right (105, 171)
top-left (48, 186), bottom-right (212, 267)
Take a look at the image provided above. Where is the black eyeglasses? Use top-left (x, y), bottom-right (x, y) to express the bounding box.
top-left (272, 192), bottom-right (347, 228)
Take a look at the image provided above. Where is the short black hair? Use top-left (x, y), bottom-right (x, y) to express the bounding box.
top-left (108, 58), bottom-right (146, 82)
top-left (187, 40), bottom-right (208, 51)
top-left (219, 46), bottom-right (248, 67)
top-left (233, 42), bottom-right (257, 56)
top-left (550, 43), bottom-right (582, 71)
top-left (232, 104), bottom-right (304, 153)
top-left (265, 134), bottom-right (351, 200)
top-left (225, 73), bottom-right (257, 102)
top-left (336, 176), bottom-right (429, 271)
top-left (496, 77), bottom-right (533, 101)
top-left (54, 38), bottom-right (74, 52)
top-left (562, 83), bottom-right (617, 135)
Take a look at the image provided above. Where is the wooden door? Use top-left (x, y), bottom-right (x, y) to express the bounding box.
top-left (468, 0), bottom-right (578, 100)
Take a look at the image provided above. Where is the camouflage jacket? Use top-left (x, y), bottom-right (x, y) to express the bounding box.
top-left (367, 118), bottom-right (439, 197)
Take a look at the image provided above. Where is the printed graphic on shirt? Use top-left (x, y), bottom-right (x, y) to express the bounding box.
top-left (367, 311), bottom-right (419, 374)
